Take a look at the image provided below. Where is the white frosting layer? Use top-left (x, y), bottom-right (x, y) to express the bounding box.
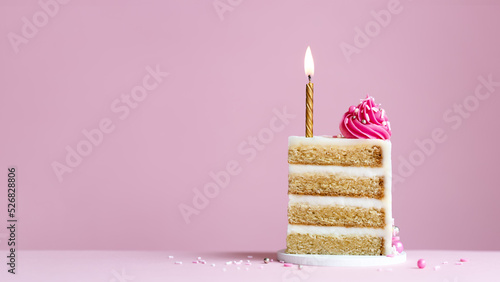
top-left (289, 164), bottom-right (385, 177)
top-left (287, 136), bottom-right (393, 255)
top-left (289, 194), bottom-right (384, 210)
top-left (287, 225), bottom-right (387, 237)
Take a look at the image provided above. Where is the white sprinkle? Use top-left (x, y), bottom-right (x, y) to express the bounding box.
top-left (234, 260), bottom-right (242, 265)
top-left (279, 260), bottom-right (284, 263)
top-left (200, 260), bottom-right (206, 264)
top-left (299, 265), bottom-right (303, 270)
top-left (175, 261), bottom-right (182, 265)
top-left (197, 256), bottom-right (202, 260)
top-left (354, 108), bottom-right (359, 112)
top-left (366, 105), bottom-right (371, 110)
top-left (434, 266), bottom-right (441, 271)
top-left (247, 256), bottom-right (253, 259)
top-left (362, 119), bottom-right (367, 124)
top-left (387, 121), bottom-right (391, 130)
top-left (226, 261), bottom-right (232, 265)
top-left (373, 108), bottom-right (379, 112)
top-left (168, 256), bottom-right (174, 259)
top-left (246, 260), bottom-right (251, 263)
top-left (382, 121), bottom-right (387, 125)
top-left (211, 264), bottom-right (216, 267)
top-left (352, 116), bottom-right (356, 120)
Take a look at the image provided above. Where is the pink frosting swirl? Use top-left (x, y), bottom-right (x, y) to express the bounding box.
top-left (339, 95), bottom-right (391, 140)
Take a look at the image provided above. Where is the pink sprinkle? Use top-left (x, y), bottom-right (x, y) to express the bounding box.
top-left (392, 236), bottom-right (400, 241)
top-left (434, 266), bottom-right (441, 271)
top-left (192, 261), bottom-right (199, 264)
top-left (455, 262), bottom-right (463, 265)
top-left (270, 259), bottom-right (274, 262)
top-left (417, 259), bottom-right (426, 269)
top-left (200, 260), bottom-right (207, 264)
top-left (284, 263), bottom-right (293, 267)
top-left (248, 256), bottom-right (253, 259)
top-left (175, 261), bottom-right (182, 265)
top-left (460, 258), bottom-right (469, 262)
top-left (386, 254), bottom-right (395, 258)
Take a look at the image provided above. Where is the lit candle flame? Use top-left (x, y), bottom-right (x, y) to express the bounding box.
top-left (304, 46), bottom-right (314, 78)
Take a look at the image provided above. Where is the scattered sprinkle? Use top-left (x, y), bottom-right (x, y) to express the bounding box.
top-left (211, 264), bottom-right (216, 267)
top-left (199, 260), bottom-right (207, 264)
top-left (247, 256), bottom-right (253, 259)
top-left (442, 261), bottom-right (449, 264)
top-left (234, 260), bottom-right (242, 265)
top-left (192, 261), bottom-right (199, 264)
top-left (386, 254), bottom-right (395, 258)
top-left (299, 265), bottom-right (303, 270)
top-left (434, 266), bottom-right (441, 271)
top-left (362, 119), bottom-right (367, 124)
top-left (279, 260), bottom-right (285, 263)
top-left (226, 261), bottom-right (232, 265)
top-left (284, 263), bottom-right (293, 267)
top-left (168, 256), bottom-right (174, 259)
top-left (175, 261), bottom-right (182, 265)
top-left (245, 262), bottom-right (252, 265)
top-left (455, 262), bottom-right (463, 265)
top-left (417, 259), bottom-right (426, 269)
top-left (460, 258), bottom-right (469, 262)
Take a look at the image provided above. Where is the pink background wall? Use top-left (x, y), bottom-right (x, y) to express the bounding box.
top-left (1, 0), bottom-right (499, 252)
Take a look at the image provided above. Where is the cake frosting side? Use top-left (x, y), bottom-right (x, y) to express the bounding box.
top-left (286, 136), bottom-right (392, 256)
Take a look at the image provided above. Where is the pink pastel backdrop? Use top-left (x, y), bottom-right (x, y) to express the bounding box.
top-left (1, 0), bottom-right (499, 252)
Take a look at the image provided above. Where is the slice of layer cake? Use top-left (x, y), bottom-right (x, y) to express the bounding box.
top-left (286, 96), bottom-right (395, 256)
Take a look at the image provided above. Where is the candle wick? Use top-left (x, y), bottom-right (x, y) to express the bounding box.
top-left (308, 75), bottom-right (311, 82)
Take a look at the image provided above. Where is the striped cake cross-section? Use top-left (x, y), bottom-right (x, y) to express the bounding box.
top-left (286, 136), bottom-right (392, 256)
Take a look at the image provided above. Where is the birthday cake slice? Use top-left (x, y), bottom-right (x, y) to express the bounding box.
top-left (286, 96), bottom-right (398, 256)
